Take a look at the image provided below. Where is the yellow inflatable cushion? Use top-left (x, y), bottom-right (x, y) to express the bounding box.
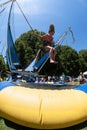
top-left (0, 86), bottom-right (87, 129)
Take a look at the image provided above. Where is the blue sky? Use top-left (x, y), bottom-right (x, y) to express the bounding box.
top-left (0, 0), bottom-right (87, 56)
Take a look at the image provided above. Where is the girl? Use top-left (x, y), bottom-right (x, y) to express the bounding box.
top-left (39, 24), bottom-right (57, 64)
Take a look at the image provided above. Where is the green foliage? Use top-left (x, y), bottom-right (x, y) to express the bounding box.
top-left (78, 49), bottom-right (87, 72)
top-left (56, 45), bottom-right (79, 76)
top-left (15, 30), bottom-right (44, 69)
top-left (0, 55), bottom-right (9, 79)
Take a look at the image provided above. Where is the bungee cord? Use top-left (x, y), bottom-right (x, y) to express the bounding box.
top-left (0, 0), bottom-right (34, 31)
top-left (15, 0), bottom-right (34, 32)
top-left (0, 7), bottom-right (6, 14)
top-left (0, 0), bottom-right (13, 7)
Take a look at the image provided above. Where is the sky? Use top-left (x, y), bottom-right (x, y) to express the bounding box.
top-left (0, 0), bottom-right (87, 57)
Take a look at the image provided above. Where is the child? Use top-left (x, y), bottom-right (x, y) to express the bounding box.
top-left (39, 24), bottom-right (57, 64)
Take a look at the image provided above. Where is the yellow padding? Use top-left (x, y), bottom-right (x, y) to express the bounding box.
top-left (0, 86), bottom-right (87, 129)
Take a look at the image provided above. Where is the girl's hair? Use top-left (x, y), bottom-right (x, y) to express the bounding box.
top-left (48, 24), bottom-right (55, 33)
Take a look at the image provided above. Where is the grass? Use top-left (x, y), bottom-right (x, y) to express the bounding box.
top-left (0, 117), bottom-right (87, 130)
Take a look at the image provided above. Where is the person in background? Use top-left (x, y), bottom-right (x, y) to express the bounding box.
top-left (78, 72), bottom-right (86, 84)
top-left (61, 72), bottom-right (65, 82)
top-left (39, 24), bottom-right (57, 64)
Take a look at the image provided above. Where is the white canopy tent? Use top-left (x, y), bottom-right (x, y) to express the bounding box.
top-left (83, 71), bottom-right (87, 75)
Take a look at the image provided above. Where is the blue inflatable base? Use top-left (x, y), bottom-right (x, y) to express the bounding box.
top-left (0, 80), bottom-right (87, 94)
top-left (0, 81), bottom-right (16, 90)
top-left (75, 84), bottom-right (87, 93)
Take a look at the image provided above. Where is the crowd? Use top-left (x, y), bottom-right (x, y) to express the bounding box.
top-left (34, 72), bottom-right (87, 85)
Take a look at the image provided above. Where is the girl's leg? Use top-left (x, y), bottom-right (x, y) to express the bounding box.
top-left (45, 46), bottom-right (57, 64)
top-left (45, 46), bottom-right (54, 61)
top-left (50, 48), bottom-right (57, 63)
top-left (50, 48), bottom-right (54, 63)
top-left (52, 48), bottom-right (57, 60)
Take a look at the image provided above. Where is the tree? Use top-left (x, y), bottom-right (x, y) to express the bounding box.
top-left (56, 45), bottom-right (79, 77)
top-left (0, 55), bottom-right (8, 79)
top-left (78, 50), bottom-right (87, 73)
top-left (15, 30), bottom-right (44, 69)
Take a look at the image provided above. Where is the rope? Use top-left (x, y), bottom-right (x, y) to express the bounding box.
top-left (16, 0), bottom-right (34, 31)
top-left (7, 0), bottom-right (15, 69)
top-left (0, 7), bottom-right (5, 14)
top-left (0, 0), bottom-right (13, 7)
